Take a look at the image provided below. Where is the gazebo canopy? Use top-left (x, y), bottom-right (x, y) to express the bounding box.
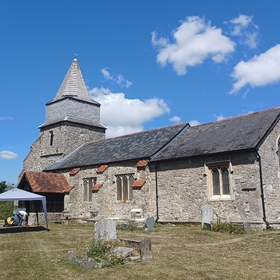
top-left (0, 188), bottom-right (48, 229)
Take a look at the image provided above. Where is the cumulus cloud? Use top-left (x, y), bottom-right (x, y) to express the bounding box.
top-left (101, 68), bottom-right (133, 88)
top-left (229, 14), bottom-right (258, 48)
top-left (0, 116), bottom-right (13, 121)
top-left (169, 115), bottom-right (182, 123)
top-left (231, 44), bottom-right (280, 93)
top-left (89, 87), bottom-right (170, 138)
top-left (0, 150), bottom-right (18, 159)
top-left (215, 115), bottom-right (226, 121)
top-left (151, 16), bottom-right (235, 75)
top-left (189, 120), bottom-right (200, 126)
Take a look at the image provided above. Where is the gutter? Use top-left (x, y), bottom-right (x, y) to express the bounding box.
top-left (155, 161), bottom-right (159, 222)
top-left (256, 151), bottom-right (269, 229)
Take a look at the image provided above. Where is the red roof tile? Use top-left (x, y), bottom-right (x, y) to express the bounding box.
top-left (136, 159), bottom-right (149, 168)
top-left (96, 165), bottom-right (108, 173)
top-left (92, 183), bottom-right (103, 191)
top-left (69, 168), bottom-right (80, 176)
top-left (132, 179), bottom-right (146, 188)
top-left (20, 171), bottom-right (73, 193)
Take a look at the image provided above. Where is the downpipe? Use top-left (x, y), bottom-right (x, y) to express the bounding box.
top-left (256, 151), bottom-right (269, 229)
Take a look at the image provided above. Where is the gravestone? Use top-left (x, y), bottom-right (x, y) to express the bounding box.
top-left (145, 216), bottom-right (155, 231)
top-left (94, 219), bottom-right (117, 240)
top-left (139, 237), bottom-right (153, 261)
top-left (201, 204), bottom-right (213, 229)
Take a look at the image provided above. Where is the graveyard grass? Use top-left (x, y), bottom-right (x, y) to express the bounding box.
top-left (1, 222), bottom-right (280, 279)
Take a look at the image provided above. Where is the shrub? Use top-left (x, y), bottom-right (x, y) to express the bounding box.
top-left (211, 220), bottom-right (245, 234)
top-left (0, 201), bottom-right (14, 220)
top-left (87, 239), bottom-right (125, 266)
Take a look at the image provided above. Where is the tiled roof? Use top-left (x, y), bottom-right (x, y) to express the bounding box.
top-left (69, 168), bottom-right (80, 176)
top-left (132, 179), bottom-right (146, 188)
top-left (136, 159), bottom-right (149, 168)
top-left (152, 107), bottom-right (280, 161)
top-left (44, 123), bottom-right (188, 171)
top-left (47, 58), bottom-right (99, 105)
top-left (92, 183), bottom-right (103, 191)
top-left (96, 165), bottom-right (108, 173)
top-left (19, 171), bottom-right (72, 193)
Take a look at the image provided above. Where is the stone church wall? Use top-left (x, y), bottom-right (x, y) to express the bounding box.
top-left (63, 160), bottom-right (156, 221)
top-left (22, 122), bottom-right (105, 174)
top-left (258, 120), bottom-right (280, 227)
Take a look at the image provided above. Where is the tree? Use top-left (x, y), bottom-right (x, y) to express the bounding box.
top-left (0, 181), bottom-right (8, 194)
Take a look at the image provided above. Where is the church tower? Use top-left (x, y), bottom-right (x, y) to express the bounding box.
top-left (22, 58), bottom-right (106, 173)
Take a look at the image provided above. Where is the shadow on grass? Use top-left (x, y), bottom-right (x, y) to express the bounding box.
top-left (0, 226), bottom-right (49, 234)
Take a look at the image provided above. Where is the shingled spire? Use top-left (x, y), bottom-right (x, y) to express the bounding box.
top-left (42, 58), bottom-right (104, 128)
top-left (51, 58), bottom-right (98, 104)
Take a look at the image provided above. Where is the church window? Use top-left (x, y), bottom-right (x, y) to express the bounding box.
top-left (277, 139), bottom-right (280, 170)
top-left (116, 174), bottom-right (134, 202)
top-left (207, 163), bottom-right (231, 200)
top-left (49, 131), bottom-right (54, 146)
top-left (83, 177), bottom-right (96, 202)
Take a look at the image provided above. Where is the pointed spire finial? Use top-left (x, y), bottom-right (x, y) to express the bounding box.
top-left (74, 53), bottom-right (78, 61)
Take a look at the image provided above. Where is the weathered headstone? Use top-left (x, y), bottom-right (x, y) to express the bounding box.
top-left (243, 221), bottom-right (251, 232)
top-left (145, 216), bottom-right (155, 231)
top-left (94, 219), bottom-right (117, 240)
top-left (139, 237), bottom-right (153, 261)
top-left (201, 204), bottom-right (213, 229)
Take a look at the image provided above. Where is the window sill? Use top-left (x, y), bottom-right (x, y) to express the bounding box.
top-left (209, 195), bottom-right (231, 201)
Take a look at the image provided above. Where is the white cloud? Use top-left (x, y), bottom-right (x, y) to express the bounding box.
top-left (169, 115), bottom-right (181, 123)
top-left (231, 44), bottom-right (280, 93)
top-left (152, 16), bottom-right (235, 75)
top-left (189, 120), bottom-right (200, 126)
top-left (101, 68), bottom-right (133, 88)
top-left (229, 14), bottom-right (258, 48)
top-left (0, 116), bottom-right (13, 121)
top-left (215, 115), bottom-right (226, 121)
top-left (89, 87), bottom-right (170, 138)
top-left (0, 150), bottom-right (18, 159)
top-left (101, 68), bottom-right (114, 80)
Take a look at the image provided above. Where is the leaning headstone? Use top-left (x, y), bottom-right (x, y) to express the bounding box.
top-left (145, 216), bottom-right (155, 231)
top-left (139, 237), bottom-right (153, 261)
top-left (201, 204), bottom-right (213, 229)
top-left (94, 219), bottom-right (117, 240)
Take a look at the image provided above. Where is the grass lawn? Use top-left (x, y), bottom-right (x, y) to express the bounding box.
top-left (1, 222), bottom-right (280, 280)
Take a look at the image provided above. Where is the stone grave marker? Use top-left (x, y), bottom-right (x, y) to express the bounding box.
top-left (139, 237), bottom-right (153, 261)
top-left (201, 204), bottom-right (213, 229)
top-left (145, 216), bottom-right (155, 231)
top-left (94, 219), bottom-right (117, 240)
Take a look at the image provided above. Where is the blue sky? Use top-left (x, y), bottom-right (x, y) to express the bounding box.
top-left (1, 0), bottom-right (280, 184)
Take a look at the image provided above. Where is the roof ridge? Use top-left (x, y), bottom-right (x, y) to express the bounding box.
top-left (191, 106), bottom-right (280, 128)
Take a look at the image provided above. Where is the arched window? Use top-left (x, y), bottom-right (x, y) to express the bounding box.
top-left (208, 163), bottom-right (231, 199)
top-left (115, 174), bottom-right (134, 202)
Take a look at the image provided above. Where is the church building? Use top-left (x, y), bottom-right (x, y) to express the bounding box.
top-left (18, 58), bottom-right (280, 229)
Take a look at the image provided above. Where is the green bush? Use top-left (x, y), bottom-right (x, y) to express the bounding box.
top-left (87, 239), bottom-right (124, 266)
top-left (0, 201), bottom-right (14, 219)
top-left (211, 220), bottom-right (245, 234)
